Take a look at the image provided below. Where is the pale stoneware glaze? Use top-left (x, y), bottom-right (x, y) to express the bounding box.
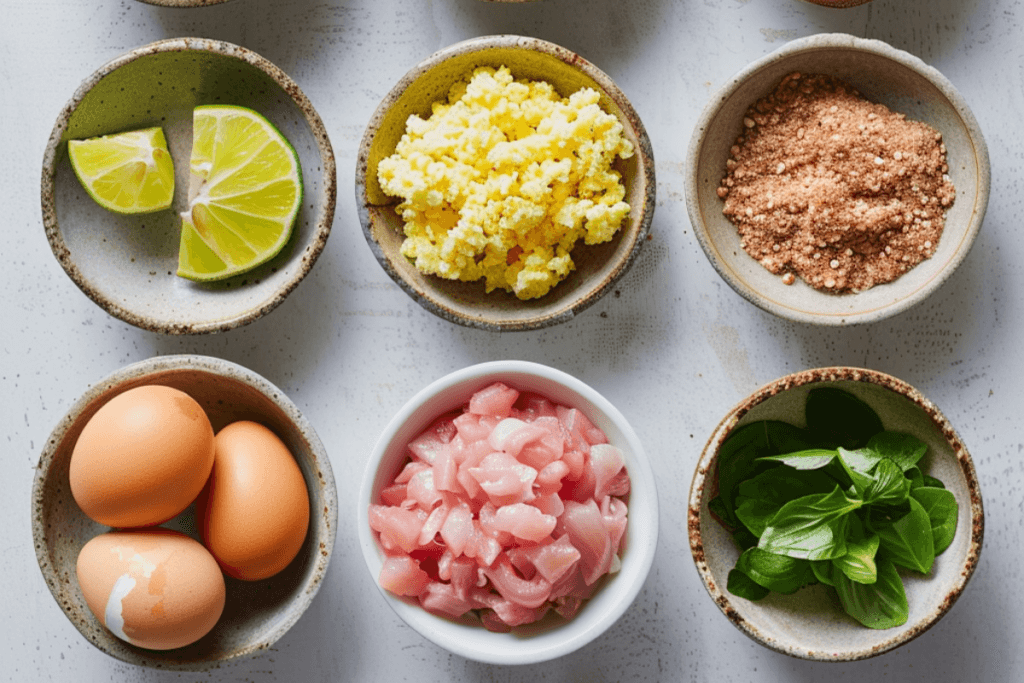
top-left (42, 38), bottom-right (337, 334)
top-left (798, 0), bottom-right (873, 7)
top-left (688, 367), bottom-right (984, 661)
top-left (31, 355), bottom-right (338, 670)
top-left (358, 361), bottom-right (659, 664)
top-left (685, 33), bottom-right (990, 325)
top-left (135, 0), bottom-right (232, 6)
top-left (356, 35), bottom-right (656, 331)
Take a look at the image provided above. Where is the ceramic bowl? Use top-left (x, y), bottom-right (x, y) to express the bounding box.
top-left (685, 33), bottom-right (990, 325)
top-left (356, 35), bottom-right (656, 331)
top-left (358, 360), bottom-right (659, 664)
top-left (31, 355), bottom-right (338, 670)
top-left (798, 0), bottom-right (872, 7)
top-left (688, 367), bottom-right (984, 661)
top-left (42, 38), bottom-right (336, 334)
top-left (135, 0), bottom-right (232, 5)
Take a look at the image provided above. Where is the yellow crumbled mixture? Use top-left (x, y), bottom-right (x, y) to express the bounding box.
top-left (377, 66), bottom-right (634, 300)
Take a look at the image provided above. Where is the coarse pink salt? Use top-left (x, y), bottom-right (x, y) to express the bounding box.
top-left (368, 382), bottom-right (630, 631)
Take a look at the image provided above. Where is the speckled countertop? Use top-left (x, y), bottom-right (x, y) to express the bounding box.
top-left (3, 0), bottom-right (1021, 681)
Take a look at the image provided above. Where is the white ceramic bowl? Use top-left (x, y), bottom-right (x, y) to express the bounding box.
top-left (42, 38), bottom-right (336, 334)
top-left (688, 367), bottom-right (984, 661)
top-left (358, 361), bottom-right (659, 664)
top-left (31, 355), bottom-right (338, 670)
top-left (686, 33), bottom-right (990, 325)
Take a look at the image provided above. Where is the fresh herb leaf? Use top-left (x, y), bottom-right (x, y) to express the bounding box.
top-left (735, 548), bottom-right (814, 594)
top-left (759, 449), bottom-right (838, 470)
top-left (861, 459), bottom-right (912, 506)
top-left (833, 556), bottom-right (909, 629)
top-left (727, 568), bottom-right (771, 601)
top-left (831, 515), bottom-right (880, 584)
top-left (837, 445), bottom-right (883, 475)
top-left (732, 528), bottom-right (759, 551)
top-left (905, 465), bottom-right (925, 490)
top-left (911, 487), bottom-right (958, 555)
top-left (805, 387), bottom-right (883, 449)
top-left (714, 422), bottom-right (783, 526)
top-left (735, 468), bottom-right (839, 537)
top-left (811, 560), bottom-right (835, 587)
top-left (873, 497), bottom-right (935, 573)
top-left (759, 487), bottom-right (862, 561)
top-left (923, 474), bottom-right (946, 489)
top-left (868, 432), bottom-right (928, 472)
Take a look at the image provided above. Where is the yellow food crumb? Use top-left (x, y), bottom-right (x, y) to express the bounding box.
top-left (378, 66), bottom-right (634, 300)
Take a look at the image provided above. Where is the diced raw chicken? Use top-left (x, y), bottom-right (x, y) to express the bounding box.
top-left (484, 557), bottom-right (553, 609)
top-left (407, 469), bottom-right (442, 510)
top-left (468, 452), bottom-right (537, 506)
top-left (368, 505), bottom-right (427, 554)
top-left (590, 443), bottom-right (626, 501)
top-left (561, 499), bottom-right (613, 585)
top-left (468, 382), bottom-right (519, 418)
top-left (379, 556), bottom-right (431, 597)
top-left (489, 503), bottom-right (557, 542)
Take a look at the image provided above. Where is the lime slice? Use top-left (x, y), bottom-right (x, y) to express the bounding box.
top-left (68, 127), bottom-right (174, 214)
top-left (177, 105), bottom-right (303, 282)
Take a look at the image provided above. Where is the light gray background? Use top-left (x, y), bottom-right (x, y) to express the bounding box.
top-left (2, 0), bottom-right (1019, 680)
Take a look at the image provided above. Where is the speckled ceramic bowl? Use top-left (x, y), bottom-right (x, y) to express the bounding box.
top-left (688, 367), bottom-right (983, 661)
top-left (31, 355), bottom-right (338, 670)
top-left (356, 35), bottom-right (656, 331)
top-left (42, 38), bottom-right (336, 334)
top-left (798, 0), bottom-right (872, 7)
top-left (135, 0), bottom-right (232, 6)
top-left (686, 33), bottom-right (990, 325)
top-left (358, 361), bottom-right (659, 664)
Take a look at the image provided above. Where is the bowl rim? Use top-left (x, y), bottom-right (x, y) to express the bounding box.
top-left (30, 353), bottom-right (339, 670)
top-left (357, 360), bottom-right (660, 664)
top-left (684, 32), bottom-right (991, 326)
top-left (355, 34), bottom-right (656, 332)
top-left (40, 37), bottom-right (337, 335)
top-left (687, 366), bottom-right (985, 661)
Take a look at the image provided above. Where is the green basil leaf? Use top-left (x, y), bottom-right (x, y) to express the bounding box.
top-left (832, 533), bottom-right (880, 584)
top-left (923, 474), bottom-right (945, 489)
top-left (765, 422), bottom-right (817, 454)
top-left (874, 497), bottom-right (935, 573)
top-left (759, 449), bottom-right (838, 470)
top-left (805, 388), bottom-right (883, 449)
top-left (905, 466), bottom-right (925, 490)
top-left (759, 487), bottom-right (862, 560)
top-left (867, 432), bottom-right (927, 472)
top-left (714, 422), bottom-right (785, 525)
top-left (833, 450), bottom-right (874, 497)
top-left (838, 445), bottom-right (883, 475)
top-left (862, 459), bottom-right (912, 506)
top-left (709, 495), bottom-right (732, 525)
top-left (811, 560), bottom-right (835, 587)
top-left (727, 568), bottom-right (770, 601)
top-left (735, 548), bottom-right (814, 594)
top-left (732, 528), bottom-right (760, 551)
top-left (735, 468), bottom-right (839, 537)
top-left (833, 556), bottom-right (909, 629)
top-left (911, 486), bottom-right (958, 555)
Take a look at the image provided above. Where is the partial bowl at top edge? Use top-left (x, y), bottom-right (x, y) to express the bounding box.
top-left (42, 37), bottom-right (337, 335)
top-left (356, 35), bottom-right (656, 332)
top-left (685, 33), bottom-right (990, 326)
top-left (134, 0), bottom-right (233, 6)
top-left (688, 366), bottom-right (983, 661)
top-left (357, 360), bottom-right (659, 664)
top-left (31, 354), bottom-right (338, 670)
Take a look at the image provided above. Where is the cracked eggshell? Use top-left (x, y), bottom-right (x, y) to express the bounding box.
top-left (76, 529), bottom-right (226, 651)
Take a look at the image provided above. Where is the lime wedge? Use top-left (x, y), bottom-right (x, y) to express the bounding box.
top-left (68, 127), bottom-right (174, 214)
top-left (177, 105), bottom-right (303, 282)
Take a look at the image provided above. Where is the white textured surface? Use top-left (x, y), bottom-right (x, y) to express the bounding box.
top-left (2, 0), bottom-right (1020, 680)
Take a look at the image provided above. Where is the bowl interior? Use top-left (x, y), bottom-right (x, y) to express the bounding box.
top-left (43, 39), bottom-right (334, 334)
top-left (358, 363), bottom-right (658, 664)
top-left (690, 370), bottom-right (983, 661)
top-left (688, 36), bottom-right (988, 324)
top-left (358, 38), bottom-right (654, 330)
top-left (32, 357), bottom-right (337, 670)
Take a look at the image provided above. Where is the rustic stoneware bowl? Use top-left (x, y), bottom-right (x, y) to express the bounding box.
top-left (686, 33), bottom-right (990, 325)
top-left (356, 35), bottom-right (656, 331)
top-left (42, 38), bottom-right (336, 334)
top-left (31, 355), bottom-right (338, 670)
top-left (798, 0), bottom-right (872, 7)
top-left (688, 367), bottom-right (984, 661)
top-left (136, 0), bottom-right (232, 5)
top-left (358, 360), bottom-right (659, 664)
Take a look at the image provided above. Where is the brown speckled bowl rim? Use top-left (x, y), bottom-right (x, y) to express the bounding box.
top-left (31, 354), bottom-right (339, 670)
top-left (798, 0), bottom-right (873, 7)
top-left (355, 35), bottom-right (656, 332)
top-left (687, 367), bottom-right (984, 662)
top-left (685, 33), bottom-right (991, 326)
top-left (41, 37), bottom-right (337, 335)
top-left (135, 0), bottom-right (233, 6)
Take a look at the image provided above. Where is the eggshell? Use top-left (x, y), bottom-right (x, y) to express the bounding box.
top-left (70, 385), bottom-right (216, 527)
top-left (199, 421), bottom-right (310, 580)
top-left (76, 529), bottom-right (226, 650)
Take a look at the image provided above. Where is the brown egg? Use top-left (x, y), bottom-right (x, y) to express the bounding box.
top-left (199, 421), bottom-right (310, 580)
top-left (76, 529), bottom-right (226, 650)
top-left (70, 385), bottom-right (216, 527)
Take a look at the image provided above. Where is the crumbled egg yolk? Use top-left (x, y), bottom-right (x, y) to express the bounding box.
top-left (377, 66), bottom-right (634, 300)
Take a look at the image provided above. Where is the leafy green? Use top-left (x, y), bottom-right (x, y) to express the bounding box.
top-left (759, 449), bottom-right (837, 470)
top-left (810, 560), bottom-right (835, 587)
top-left (911, 487), bottom-right (958, 554)
top-left (734, 468), bottom-right (838, 536)
top-left (833, 557), bottom-right (909, 629)
top-left (831, 516), bottom-right (880, 584)
top-left (735, 548), bottom-right (814, 594)
top-left (840, 432), bottom-right (928, 475)
top-left (861, 459), bottom-right (912, 506)
top-left (727, 568), bottom-right (770, 601)
top-left (759, 487), bottom-right (862, 560)
top-left (873, 497), bottom-right (935, 573)
top-left (805, 387), bottom-right (883, 449)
